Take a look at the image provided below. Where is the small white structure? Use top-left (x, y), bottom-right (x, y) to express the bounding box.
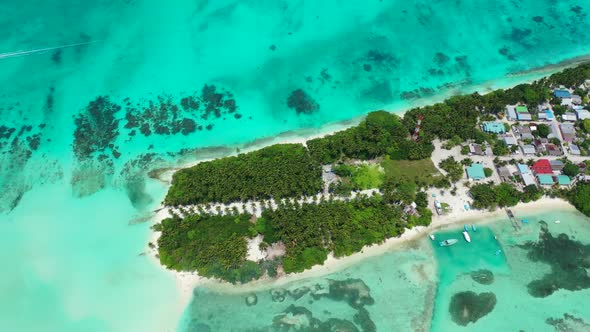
top-left (570, 144), bottom-right (581, 156)
top-left (521, 144), bottom-right (536, 155)
top-left (563, 112), bottom-right (577, 122)
top-left (506, 105), bottom-right (517, 121)
top-left (504, 136), bottom-right (517, 146)
top-left (576, 109), bottom-right (590, 120)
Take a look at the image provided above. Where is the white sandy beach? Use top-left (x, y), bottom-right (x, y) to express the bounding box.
top-left (149, 195), bottom-right (576, 303)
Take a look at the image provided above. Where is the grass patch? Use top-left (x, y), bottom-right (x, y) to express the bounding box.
top-left (351, 164), bottom-right (384, 189)
top-left (381, 157), bottom-right (441, 186)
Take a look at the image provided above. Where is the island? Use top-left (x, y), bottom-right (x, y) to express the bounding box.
top-left (153, 62), bottom-right (590, 284)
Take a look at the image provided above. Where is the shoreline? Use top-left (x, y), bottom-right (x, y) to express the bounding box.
top-left (144, 58), bottom-right (589, 328)
top-left (150, 58), bottom-right (586, 184)
top-left (149, 197), bottom-right (577, 299)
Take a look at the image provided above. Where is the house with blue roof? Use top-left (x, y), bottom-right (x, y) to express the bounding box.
top-left (554, 89), bottom-right (572, 98)
top-left (537, 174), bottom-right (554, 186)
top-left (466, 164), bottom-right (485, 181)
top-left (482, 122), bottom-right (506, 134)
top-left (545, 109), bottom-right (554, 121)
top-left (518, 164), bottom-right (536, 187)
top-left (557, 175), bottom-right (571, 186)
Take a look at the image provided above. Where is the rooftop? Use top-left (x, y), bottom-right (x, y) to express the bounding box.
top-left (532, 159), bottom-right (553, 174)
top-left (466, 164), bottom-right (485, 180)
top-left (522, 173), bottom-right (536, 187)
top-left (545, 109), bottom-right (555, 120)
top-left (537, 174), bottom-right (554, 185)
top-left (554, 89), bottom-right (572, 98)
top-left (557, 175), bottom-right (571, 186)
top-left (517, 163), bottom-right (531, 174)
top-left (570, 144), bottom-right (581, 155)
top-left (516, 105), bottom-right (529, 113)
top-left (482, 122), bottom-right (506, 134)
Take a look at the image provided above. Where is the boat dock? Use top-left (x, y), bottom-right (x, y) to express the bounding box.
top-left (505, 209), bottom-right (521, 231)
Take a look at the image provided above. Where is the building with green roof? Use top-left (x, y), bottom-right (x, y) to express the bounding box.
top-left (557, 175), bottom-right (571, 186)
top-left (466, 164), bottom-right (485, 180)
top-left (516, 105), bottom-right (529, 113)
top-left (537, 174), bottom-right (554, 186)
top-left (482, 122), bottom-right (506, 134)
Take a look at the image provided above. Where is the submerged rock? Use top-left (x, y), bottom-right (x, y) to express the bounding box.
top-left (245, 294), bottom-right (258, 306)
top-left (470, 269), bottom-right (494, 285)
top-left (519, 221), bottom-right (590, 297)
top-left (546, 313), bottom-right (590, 331)
top-left (286, 89), bottom-right (319, 115)
top-left (270, 288), bottom-right (287, 302)
top-left (449, 291), bottom-right (497, 326)
top-left (324, 278), bottom-right (375, 309)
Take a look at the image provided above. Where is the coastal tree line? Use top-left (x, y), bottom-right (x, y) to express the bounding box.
top-left (157, 63), bottom-right (590, 283)
top-left (165, 144), bottom-right (323, 206)
top-left (156, 193), bottom-right (431, 283)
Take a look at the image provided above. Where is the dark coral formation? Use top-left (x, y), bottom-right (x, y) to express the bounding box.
top-left (71, 159), bottom-right (114, 197)
top-left (449, 291), bottom-right (497, 326)
top-left (124, 84), bottom-right (237, 137)
top-left (287, 89), bottom-right (319, 115)
top-left (520, 221), bottom-right (590, 298)
top-left (321, 278), bottom-right (375, 309)
top-left (546, 313), bottom-right (590, 331)
top-left (470, 269), bottom-right (494, 285)
top-left (120, 153), bottom-right (165, 208)
top-left (400, 87), bottom-right (435, 100)
top-left (272, 305), bottom-right (360, 332)
top-left (73, 96), bottom-right (121, 161)
top-left (264, 279), bottom-right (376, 331)
top-left (245, 294), bottom-right (257, 306)
top-left (0, 115), bottom-right (48, 212)
top-left (498, 46), bottom-right (517, 61)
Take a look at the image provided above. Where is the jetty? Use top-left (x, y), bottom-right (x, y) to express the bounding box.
top-left (505, 209), bottom-right (521, 231)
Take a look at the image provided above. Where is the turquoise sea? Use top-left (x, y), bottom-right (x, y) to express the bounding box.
top-left (180, 209), bottom-right (590, 332)
top-left (2, 1), bottom-right (590, 331)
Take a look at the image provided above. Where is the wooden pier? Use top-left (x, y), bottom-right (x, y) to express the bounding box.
top-left (505, 209), bottom-right (521, 231)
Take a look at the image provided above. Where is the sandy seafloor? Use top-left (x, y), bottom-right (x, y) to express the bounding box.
top-left (178, 206), bottom-right (590, 332)
top-left (2, 1), bottom-right (590, 331)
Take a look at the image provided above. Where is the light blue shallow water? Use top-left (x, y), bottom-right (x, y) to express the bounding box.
top-left (180, 209), bottom-right (590, 331)
top-left (2, 1), bottom-right (590, 331)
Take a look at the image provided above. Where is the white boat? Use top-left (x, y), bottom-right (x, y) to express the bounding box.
top-left (462, 231), bottom-right (471, 243)
top-left (439, 239), bottom-right (458, 247)
top-left (429, 234), bottom-right (435, 240)
top-left (554, 220), bottom-right (561, 224)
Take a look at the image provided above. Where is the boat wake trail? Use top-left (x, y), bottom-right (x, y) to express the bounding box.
top-left (0, 40), bottom-right (102, 60)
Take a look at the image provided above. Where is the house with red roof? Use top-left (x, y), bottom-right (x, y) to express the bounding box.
top-left (531, 159), bottom-right (553, 175)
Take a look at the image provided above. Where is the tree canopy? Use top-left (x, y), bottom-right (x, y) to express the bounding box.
top-left (165, 144), bottom-right (322, 205)
top-left (157, 213), bottom-right (263, 283)
top-left (257, 195), bottom-right (413, 273)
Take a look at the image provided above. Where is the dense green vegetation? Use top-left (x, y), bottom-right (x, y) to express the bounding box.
top-left (568, 183), bottom-right (590, 217)
top-left (257, 195), bottom-right (428, 273)
top-left (380, 157), bottom-right (441, 186)
top-left (156, 213), bottom-right (263, 283)
top-left (469, 182), bottom-right (543, 210)
top-left (306, 111), bottom-right (421, 163)
top-left (332, 164), bottom-right (384, 191)
top-left (165, 144), bottom-right (322, 205)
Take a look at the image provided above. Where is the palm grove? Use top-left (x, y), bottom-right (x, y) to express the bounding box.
top-left (156, 63), bottom-right (590, 284)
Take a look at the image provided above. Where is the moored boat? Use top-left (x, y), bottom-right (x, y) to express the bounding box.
top-left (429, 234), bottom-right (435, 240)
top-left (462, 231), bottom-right (471, 243)
top-left (464, 225), bottom-right (469, 232)
top-left (472, 224), bottom-right (476, 232)
top-left (439, 239), bottom-right (459, 247)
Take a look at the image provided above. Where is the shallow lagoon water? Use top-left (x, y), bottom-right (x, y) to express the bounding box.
top-left (2, 0), bottom-right (590, 331)
top-left (181, 210), bottom-right (590, 331)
